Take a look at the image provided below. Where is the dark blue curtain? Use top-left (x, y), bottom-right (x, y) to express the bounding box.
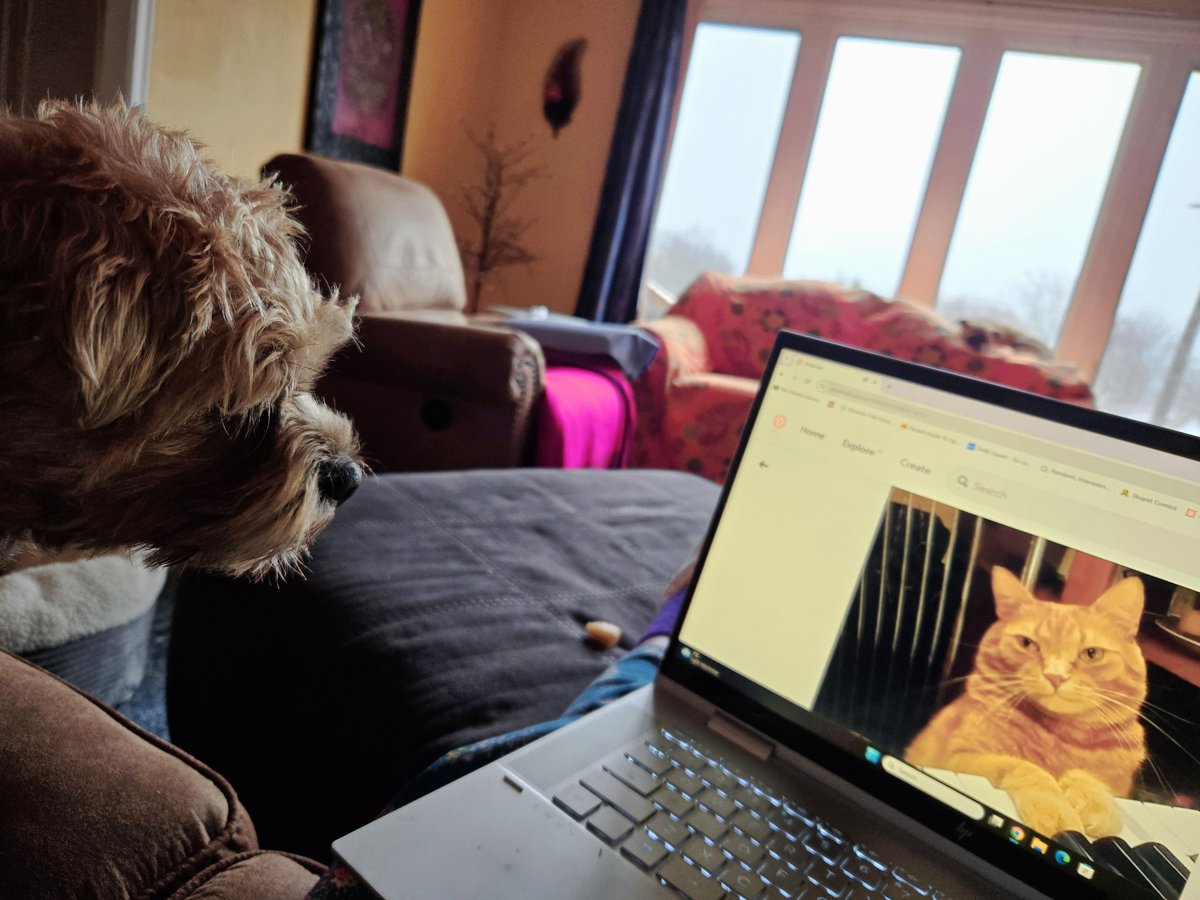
top-left (575, 0), bottom-right (687, 323)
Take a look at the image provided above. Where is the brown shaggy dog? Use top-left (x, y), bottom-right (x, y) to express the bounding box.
top-left (0, 101), bottom-right (363, 578)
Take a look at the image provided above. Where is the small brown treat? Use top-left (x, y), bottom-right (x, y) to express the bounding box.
top-left (584, 620), bottom-right (622, 649)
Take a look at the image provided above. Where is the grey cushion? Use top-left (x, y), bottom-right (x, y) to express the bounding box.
top-left (168, 468), bottom-right (718, 860)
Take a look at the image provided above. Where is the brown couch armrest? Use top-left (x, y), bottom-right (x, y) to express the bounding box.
top-left (335, 314), bottom-right (544, 405)
top-left (319, 315), bottom-right (545, 471)
top-left (169, 850), bottom-right (321, 899)
top-left (0, 648), bottom-right (261, 899)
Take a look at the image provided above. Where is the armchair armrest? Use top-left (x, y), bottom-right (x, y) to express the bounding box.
top-left (631, 316), bottom-right (712, 470)
top-left (338, 314), bottom-right (544, 404)
top-left (319, 314), bottom-right (546, 471)
top-left (639, 315), bottom-right (712, 383)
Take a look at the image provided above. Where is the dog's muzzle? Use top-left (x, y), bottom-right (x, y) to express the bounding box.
top-left (317, 458), bottom-right (363, 506)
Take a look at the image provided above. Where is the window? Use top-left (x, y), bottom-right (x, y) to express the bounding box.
top-left (937, 53), bottom-right (1140, 347)
top-left (643, 22), bottom-right (800, 297)
top-left (783, 37), bottom-right (959, 297)
top-left (1094, 72), bottom-right (1200, 431)
top-left (647, 0), bottom-right (1200, 428)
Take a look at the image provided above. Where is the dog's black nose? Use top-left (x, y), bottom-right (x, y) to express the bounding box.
top-left (318, 458), bottom-right (362, 506)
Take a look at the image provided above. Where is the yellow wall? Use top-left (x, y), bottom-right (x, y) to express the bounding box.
top-left (404, 0), bottom-right (641, 313)
top-left (146, 0), bottom-right (638, 314)
top-left (146, 0), bottom-right (318, 178)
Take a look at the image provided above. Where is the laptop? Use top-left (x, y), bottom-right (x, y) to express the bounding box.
top-left (334, 331), bottom-right (1200, 900)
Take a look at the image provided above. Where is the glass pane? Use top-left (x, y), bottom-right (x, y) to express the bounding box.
top-left (782, 37), bottom-right (960, 295)
top-left (1093, 72), bottom-right (1200, 432)
top-left (937, 52), bottom-right (1140, 346)
top-left (644, 23), bottom-right (800, 297)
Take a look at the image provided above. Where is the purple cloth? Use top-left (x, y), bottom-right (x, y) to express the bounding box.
top-left (640, 586), bottom-right (686, 642)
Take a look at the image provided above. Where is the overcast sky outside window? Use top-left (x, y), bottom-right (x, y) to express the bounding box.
top-left (937, 53), bottom-right (1141, 344)
top-left (648, 23), bottom-right (800, 291)
top-left (1093, 72), bottom-right (1200, 426)
top-left (1106, 72), bottom-right (1200, 324)
top-left (782, 37), bottom-right (960, 295)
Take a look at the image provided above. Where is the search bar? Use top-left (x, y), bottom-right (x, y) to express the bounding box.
top-left (951, 468), bottom-right (1015, 504)
top-left (882, 756), bottom-right (985, 820)
top-left (947, 466), bottom-right (1200, 586)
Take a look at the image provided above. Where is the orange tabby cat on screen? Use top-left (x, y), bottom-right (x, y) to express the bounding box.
top-left (906, 566), bottom-right (1147, 837)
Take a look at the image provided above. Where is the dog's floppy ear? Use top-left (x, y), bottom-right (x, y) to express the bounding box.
top-left (68, 260), bottom-right (192, 429)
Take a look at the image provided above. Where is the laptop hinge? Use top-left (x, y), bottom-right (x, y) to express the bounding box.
top-left (706, 711), bottom-right (774, 761)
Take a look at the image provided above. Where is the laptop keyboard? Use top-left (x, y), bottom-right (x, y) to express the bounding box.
top-left (552, 727), bottom-right (951, 900)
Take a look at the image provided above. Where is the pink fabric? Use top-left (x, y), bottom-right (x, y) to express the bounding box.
top-left (633, 273), bottom-right (1094, 484)
top-left (535, 364), bottom-right (635, 469)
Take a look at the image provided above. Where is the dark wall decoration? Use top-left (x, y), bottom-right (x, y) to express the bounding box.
top-left (542, 37), bottom-right (586, 138)
top-left (307, 0), bottom-right (422, 170)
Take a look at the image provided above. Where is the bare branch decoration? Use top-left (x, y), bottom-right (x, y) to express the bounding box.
top-left (457, 124), bottom-right (547, 313)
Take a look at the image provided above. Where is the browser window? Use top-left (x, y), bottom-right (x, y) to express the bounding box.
top-left (677, 346), bottom-right (1200, 899)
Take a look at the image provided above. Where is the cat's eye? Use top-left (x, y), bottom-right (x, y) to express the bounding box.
top-left (1079, 647), bottom-right (1106, 662)
top-left (1017, 635), bottom-right (1039, 651)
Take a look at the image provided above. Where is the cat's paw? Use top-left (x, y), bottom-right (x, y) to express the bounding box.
top-left (1011, 790), bottom-right (1085, 836)
top-left (1059, 769), bottom-right (1122, 837)
top-left (1003, 765), bottom-right (1084, 836)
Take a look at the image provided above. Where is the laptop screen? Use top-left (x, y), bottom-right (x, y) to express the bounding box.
top-left (663, 332), bottom-right (1200, 900)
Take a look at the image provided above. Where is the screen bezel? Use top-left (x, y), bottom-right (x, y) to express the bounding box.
top-left (659, 330), bottom-right (1199, 900)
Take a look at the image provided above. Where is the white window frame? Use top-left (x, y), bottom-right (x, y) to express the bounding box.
top-left (668, 0), bottom-right (1200, 382)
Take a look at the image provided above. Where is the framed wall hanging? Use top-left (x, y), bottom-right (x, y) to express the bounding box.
top-left (306, 0), bottom-right (422, 170)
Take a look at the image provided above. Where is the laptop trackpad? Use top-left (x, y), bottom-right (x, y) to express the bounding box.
top-left (333, 762), bottom-right (665, 899)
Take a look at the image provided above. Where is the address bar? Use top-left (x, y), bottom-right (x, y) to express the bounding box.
top-left (822, 383), bottom-right (934, 422)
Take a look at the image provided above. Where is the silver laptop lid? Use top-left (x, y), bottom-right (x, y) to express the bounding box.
top-left (660, 331), bottom-right (1200, 900)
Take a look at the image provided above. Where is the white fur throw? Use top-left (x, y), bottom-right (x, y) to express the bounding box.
top-left (0, 551), bottom-right (166, 653)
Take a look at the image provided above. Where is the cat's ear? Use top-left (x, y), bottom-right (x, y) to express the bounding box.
top-left (991, 567), bottom-right (1034, 620)
top-left (1091, 577), bottom-right (1144, 637)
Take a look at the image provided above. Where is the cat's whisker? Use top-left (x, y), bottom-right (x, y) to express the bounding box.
top-left (999, 689), bottom-right (1028, 729)
top-left (1093, 694), bottom-right (1200, 770)
top-left (1092, 688), bottom-right (1200, 727)
top-left (973, 686), bottom-right (1027, 729)
top-left (1090, 703), bottom-right (1143, 756)
top-left (935, 675), bottom-right (973, 686)
top-left (1089, 703), bottom-right (1177, 799)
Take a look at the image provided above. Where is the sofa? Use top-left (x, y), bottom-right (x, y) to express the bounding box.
top-left (0, 646), bottom-right (323, 899)
top-left (1, 467), bottom-right (718, 895)
top-left (168, 468), bottom-right (719, 862)
top-left (632, 273), bottom-right (1094, 483)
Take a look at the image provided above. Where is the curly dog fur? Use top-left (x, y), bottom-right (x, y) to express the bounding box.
top-left (0, 101), bottom-right (362, 577)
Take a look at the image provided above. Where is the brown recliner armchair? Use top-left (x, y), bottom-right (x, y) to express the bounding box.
top-left (264, 153), bottom-right (545, 472)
